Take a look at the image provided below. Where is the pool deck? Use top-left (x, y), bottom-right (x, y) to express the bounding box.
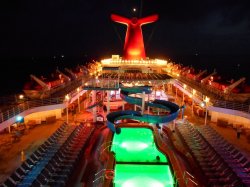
top-left (0, 95), bottom-right (250, 185)
top-left (0, 111), bottom-right (94, 184)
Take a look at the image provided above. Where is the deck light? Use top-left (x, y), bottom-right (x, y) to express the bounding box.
top-left (19, 95), bottom-right (24, 99)
top-left (16, 116), bottom-right (23, 122)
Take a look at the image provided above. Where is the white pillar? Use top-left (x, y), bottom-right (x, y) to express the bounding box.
top-left (92, 90), bottom-right (97, 122)
top-left (141, 91), bottom-right (145, 115)
top-left (147, 94), bottom-right (150, 113)
top-left (205, 106), bottom-right (208, 125)
top-left (175, 87), bottom-right (177, 102)
top-left (134, 93), bottom-right (137, 111)
top-left (107, 91), bottom-right (110, 114)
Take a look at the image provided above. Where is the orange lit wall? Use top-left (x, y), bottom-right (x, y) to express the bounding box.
top-left (111, 14), bottom-right (158, 60)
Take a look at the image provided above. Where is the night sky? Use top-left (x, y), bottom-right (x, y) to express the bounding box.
top-left (0, 0), bottom-right (250, 94)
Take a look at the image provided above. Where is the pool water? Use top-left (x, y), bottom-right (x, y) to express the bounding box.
top-left (111, 127), bottom-right (175, 187)
top-left (114, 164), bottom-right (174, 187)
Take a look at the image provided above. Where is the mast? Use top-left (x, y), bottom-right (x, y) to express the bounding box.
top-left (194, 70), bottom-right (207, 80)
top-left (65, 68), bottom-right (77, 79)
top-left (201, 71), bottom-right (217, 84)
top-left (30, 74), bottom-right (50, 90)
top-left (56, 69), bottom-right (71, 81)
top-left (224, 77), bottom-right (246, 94)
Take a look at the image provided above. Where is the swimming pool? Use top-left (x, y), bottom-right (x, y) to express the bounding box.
top-left (111, 127), bottom-right (175, 187)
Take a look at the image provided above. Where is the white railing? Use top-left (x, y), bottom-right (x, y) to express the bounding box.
top-left (0, 77), bottom-right (89, 124)
top-left (212, 100), bottom-right (250, 113)
top-left (169, 72), bottom-right (250, 114)
top-left (0, 97), bottom-right (64, 123)
top-left (85, 79), bottom-right (119, 89)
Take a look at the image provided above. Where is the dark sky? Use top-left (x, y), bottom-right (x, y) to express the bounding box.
top-left (0, 0), bottom-right (250, 59)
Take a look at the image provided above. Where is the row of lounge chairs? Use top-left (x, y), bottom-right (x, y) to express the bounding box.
top-left (1, 122), bottom-right (94, 187)
top-left (176, 122), bottom-right (250, 186)
top-left (197, 125), bottom-right (250, 185)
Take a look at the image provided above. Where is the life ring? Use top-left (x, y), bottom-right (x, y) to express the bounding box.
top-left (105, 170), bottom-right (114, 180)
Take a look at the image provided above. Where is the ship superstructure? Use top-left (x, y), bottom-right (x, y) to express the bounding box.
top-left (0, 10), bottom-right (250, 187)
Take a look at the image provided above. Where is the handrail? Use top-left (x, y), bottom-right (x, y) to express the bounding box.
top-left (212, 99), bottom-right (250, 113)
top-left (170, 74), bottom-right (250, 114)
top-left (0, 77), bottom-right (88, 124)
top-left (97, 141), bottom-right (113, 151)
top-left (92, 175), bottom-right (104, 184)
top-left (0, 97), bottom-right (65, 123)
top-left (1, 73), bottom-right (249, 125)
top-left (94, 169), bottom-right (107, 177)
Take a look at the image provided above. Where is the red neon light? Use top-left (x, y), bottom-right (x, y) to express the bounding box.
top-left (111, 14), bottom-right (159, 60)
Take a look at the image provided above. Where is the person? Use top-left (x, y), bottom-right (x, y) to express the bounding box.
top-left (236, 126), bottom-right (242, 139)
top-left (156, 123), bottom-right (161, 129)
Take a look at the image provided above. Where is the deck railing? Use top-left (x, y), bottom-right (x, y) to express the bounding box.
top-left (0, 77), bottom-right (88, 124)
top-left (212, 100), bottom-right (250, 113)
top-left (0, 97), bottom-right (65, 124)
top-left (1, 73), bottom-right (250, 125)
top-left (169, 72), bottom-right (250, 114)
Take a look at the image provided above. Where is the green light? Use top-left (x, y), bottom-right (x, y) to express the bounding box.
top-left (120, 141), bottom-right (148, 151)
top-left (111, 128), bottom-right (167, 163)
top-left (111, 128), bottom-right (175, 187)
top-left (114, 164), bottom-right (174, 187)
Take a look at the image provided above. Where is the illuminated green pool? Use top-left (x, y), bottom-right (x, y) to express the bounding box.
top-left (111, 128), bottom-right (175, 187)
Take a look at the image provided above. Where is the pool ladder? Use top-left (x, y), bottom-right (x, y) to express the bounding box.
top-left (183, 171), bottom-right (199, 187)
top-left (93, 169), bottom-right (106, 185)
top-left (93, 168), bottom-right (115, 186)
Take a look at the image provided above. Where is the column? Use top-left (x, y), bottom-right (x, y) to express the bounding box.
top-left (204, 97), bottom-right (210, 125)
top-left (65, 94), bottom-right (70, 124)
top-left (141, 91), bottom-right (145, 115)
top-left (175, 86), bottom-right (177, 102)
top-left (147, 94), bottom-right (150, 113)
top-left (134, 93), bottom-right (137, 111)
top-left (92, 90), bottom-right (97, 122)
top-left (205, 106), bottom-right (208, 125)
top-left (107, 91), bottom-right (110, 114)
